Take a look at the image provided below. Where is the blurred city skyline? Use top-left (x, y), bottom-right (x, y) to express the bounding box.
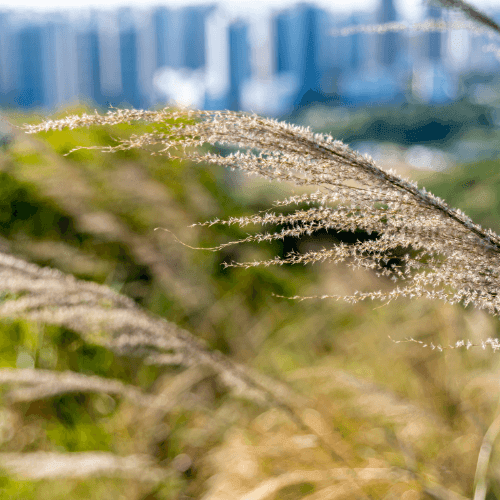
top-left (0, 0), bottom-right (499, 120)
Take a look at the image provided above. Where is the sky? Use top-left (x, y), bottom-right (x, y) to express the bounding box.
top-left (0, 0), bottom-right (472, 17)
top-left (0, 0), bottom-right (379, 10)
top-left (0, 0), bottom-right (498, 22)
top-left (0, 0), bottom-right (498, 27)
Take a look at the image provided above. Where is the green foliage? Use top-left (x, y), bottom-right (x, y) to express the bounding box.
top-left (298, 95), bottom-right (497, 147)
top-left (416, 158), bottom-right (500, 234)
top-left (274, 481), bottom-right (315, 499)
top-left (0, 475), bottom-right (182, 500)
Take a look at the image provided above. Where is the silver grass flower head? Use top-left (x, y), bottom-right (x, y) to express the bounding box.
top-left (21, 108), bottom-right (500, 317)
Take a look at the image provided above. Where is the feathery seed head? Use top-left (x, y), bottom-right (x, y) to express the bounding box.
top-left (22, 107), bottom-right (500, 316)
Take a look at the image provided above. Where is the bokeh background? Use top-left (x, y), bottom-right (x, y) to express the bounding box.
top-left (2, 0), bottom-right (500, 499)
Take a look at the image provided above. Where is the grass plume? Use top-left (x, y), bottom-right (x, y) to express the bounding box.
top-left (23, 108), bottom-right (500, 318)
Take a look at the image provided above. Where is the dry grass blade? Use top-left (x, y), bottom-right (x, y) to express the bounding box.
top-left (434, 0), bottom-right (500, 35)
top-left (0, 368), bottom-right (150, 404)
top-left (331, 18), bottom-right (494, 37)
top-left (0, 250), bottom-right (282, 405)
top-left (473, 409), bottom-right (500, 500)
top-left (331, 0), bottom-right (500, 38)
top-left (0, 451), bottom-right (169, 482)
top-left (0, 248), bottom-right (348, 465)
top-left (238, 468), bottom-right (414, 500)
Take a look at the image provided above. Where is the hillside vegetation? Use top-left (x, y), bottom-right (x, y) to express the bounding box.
top-left (0, 105), bottom-right (499, 499)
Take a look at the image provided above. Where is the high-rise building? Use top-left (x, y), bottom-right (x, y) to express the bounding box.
top-left (118, 8), bottom-right (142, 109)
top-left (95, 11), bottom-right (122, 106)
top-left (183, 6), bottom-right (213, 70)
top-left (203, 8), bottom-right (229, 110)
top-left (348, 14), bottom-right (362, 71)
top-left (77, 14), bottom-right (104, 107)
top-left (273, 5), bottom-right (323, 110)
top-left (227, 20), bottom-right (251, 111)
top-left (48, 16), bottom-right (79, 110)
top-left (15, 24), bottom-right (45, 108)
top-left (426, 5), bottom-right (442, 61)
top-left (274, 12), bottom-right (290, 75)
top-left (295, 6), bottom-right (321, 104)
top-left (152, 7), bottom-right (184, 69)
top-left (273, 8), bottom-right (304, 78)
top-left (377, 0), bottom-right (398, 66)
top-left (153, 7), bottom-right (170, 69)
top-left (0, 12), bottom-right (15, 108)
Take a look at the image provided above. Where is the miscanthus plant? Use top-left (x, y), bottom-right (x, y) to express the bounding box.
top-left (17, 0), bottom-right (500, 344)
top-left (21, 105), bottom-right (500, 352)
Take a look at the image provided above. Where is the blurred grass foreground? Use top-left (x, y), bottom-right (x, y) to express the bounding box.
top-left (0, 103), bottom-right (500, 500)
